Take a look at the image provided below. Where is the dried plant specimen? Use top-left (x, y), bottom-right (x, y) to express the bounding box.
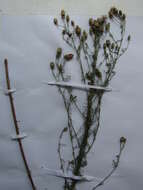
top-left (49, 7), bottom-right (130, 190)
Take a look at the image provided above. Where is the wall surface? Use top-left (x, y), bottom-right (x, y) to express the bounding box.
top-left (0, 0), bottom-right (143, 15)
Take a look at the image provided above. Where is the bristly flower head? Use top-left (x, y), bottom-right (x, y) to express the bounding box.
top-left (61, 9), bottom-right (65, 19)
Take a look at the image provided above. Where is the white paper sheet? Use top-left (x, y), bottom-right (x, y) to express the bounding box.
top-left (0, 15), bottom-right (143, 190)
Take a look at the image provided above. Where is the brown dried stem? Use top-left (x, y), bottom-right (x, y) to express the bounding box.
top-left (4, 59), bottom-right (36, 190)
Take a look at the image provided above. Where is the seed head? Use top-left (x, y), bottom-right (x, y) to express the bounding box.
top-left (89, 18), bottom-right (93, 26)
top-left (111, 7), bottom-right (118, 16)
top-left (58, 64), bottom-right (63, 73)
top-left (64, 54), bottom-right (74, 61)
top-left (83, 30), bottom-right (88, 40)
top-left (61, 10), bottom-right (65, 19)
top-left (66, 15), bottom-right (70, 23)
top-left (53, 18), bottom-right (58, 25)
top-left (50, 62), bottom-right (55, 70)
top-left (75, 25), bottom-right (81, 36)
top-left (56, 48), bottom-right (62, 59)
top-left (105, 23), bottom-right (110, 32)
top-left (120, 136), bottom-right (127, 144)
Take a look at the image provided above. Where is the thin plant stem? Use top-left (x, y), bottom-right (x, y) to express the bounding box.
top-left (4, 59), bottom-right (37, 190)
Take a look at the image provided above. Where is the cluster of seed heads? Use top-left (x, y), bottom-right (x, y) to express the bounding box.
top-left (108, 7), bottom-right (126, 20)
top-left (50, 45), bottom-right (74, 72)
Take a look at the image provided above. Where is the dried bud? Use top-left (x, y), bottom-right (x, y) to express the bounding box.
top-left (127, 35), bottom-right (131, 41)
top-left (111, 7), bottom-right (118, 15)
top-left (53, 18), bottom-right (58, 25)
top-left (83, 30), bottom-right (88, 40)
top-left (71, 20), bottom-right (75, 27)
top-left (89, 18), bottom-right (93, 26)
top-left (56, 48), bottom-right (62, 59)
top-left (120, 137), bottom-right (127, 144)
top-left (50, 62), bottom-right (55, 70)
top-left (66, 15), bottom-right (70, 23)
top-left (61, 10), bottom-right (65, 19)
top-left (105, 23), bottom-right (110, 32)
top-left (58, 64), bottom-right (63, 73)
top-left (106, 40), bottom-right (111, 47)
top-left (64, 54), bottom-right (74, 61)
top-left (75, 25), bottom-right (81, 36)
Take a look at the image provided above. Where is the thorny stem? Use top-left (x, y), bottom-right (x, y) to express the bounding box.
top-left (4, 59), bottom-right (36, 190)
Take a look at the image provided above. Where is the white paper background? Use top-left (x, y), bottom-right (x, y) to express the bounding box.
top-left (0, 15), bottom-right (143, 190)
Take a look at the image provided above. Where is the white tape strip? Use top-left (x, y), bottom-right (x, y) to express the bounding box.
top-left (11, 133), bottom-right (27, 140)
top-left (43, 81), bottom-right (112, 92)
top-left (41, 167), bottom-right (100, 182)
top-left (4, 88), bottom-right (16, 95)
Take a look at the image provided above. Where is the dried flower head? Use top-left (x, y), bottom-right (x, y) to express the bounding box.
top-left (105, 23), bottom-right (110, 32)
top-left (120, 137), bottom-right (127, 144)
top-left (53, 18), bottom-right (58, 25)
top-left (64, 54), bottom-right (74, 61)
top-left (75, 25), bottom-right (81, 36)
top-left (66, 15), bottom-right (70, 23)
top-left (82, 30), bottom-right (88, 40)
top-left (61, 9), bottom-right (65, 19)
top-left (89, 18), bottom-right (93, 26)
top-left (50, 62), bottom-right (55, 70)
top-left (58, 64), bottom-right (63, 73)
top-left (56, 48), bottom-right (62, 59)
